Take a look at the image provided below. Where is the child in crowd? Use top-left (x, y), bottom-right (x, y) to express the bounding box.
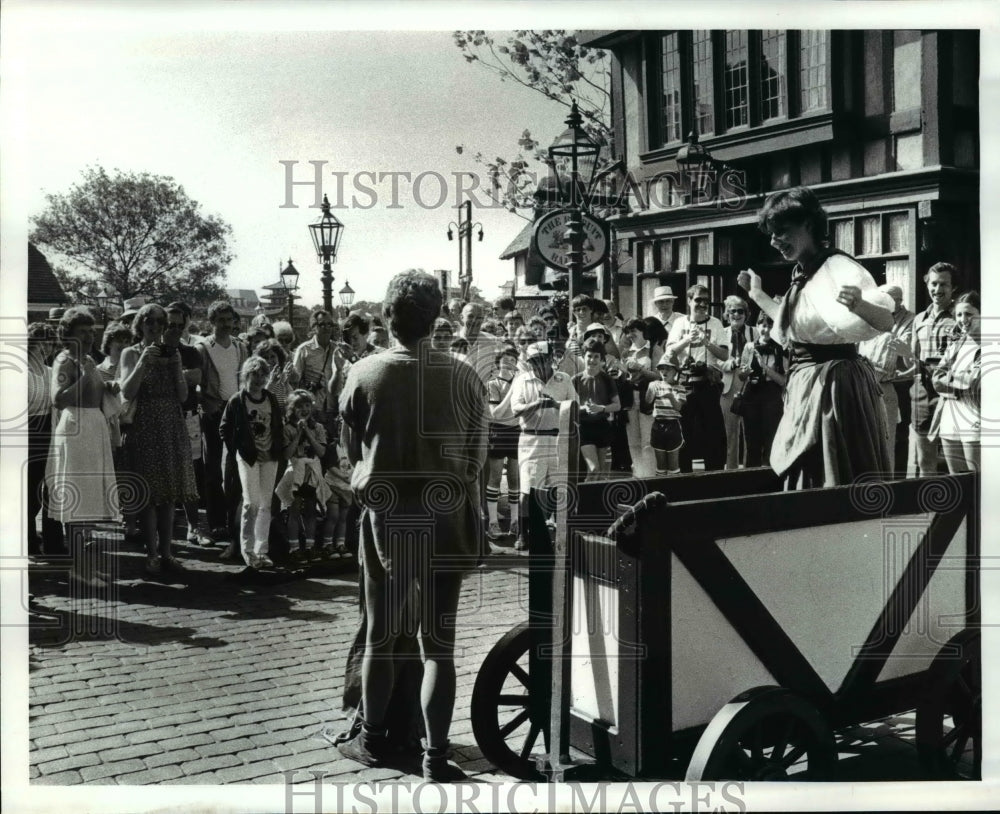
top-left (274, 389), bottom-right (331, 562)
top-left (220, 355), bottom-right (284, 569)
top-left (646, 358), bottom-right (686, 475)
top-left (321, 453), bottom-right (354, 558)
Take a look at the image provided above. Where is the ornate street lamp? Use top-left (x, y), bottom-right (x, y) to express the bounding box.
top-left (308, 194), bottom-right (345, 315)
top-left (547, 100), bottom-right (602, 299)
top-left (675, 130), bottom-right (718, 204)
top-left (281, 258), bottom-right (300, 325)
top-left (338, 280), bottom-right (355, 317)
top-left (446, 200), bottom-right (484, 302)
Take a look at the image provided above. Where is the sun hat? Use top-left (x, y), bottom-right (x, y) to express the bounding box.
top-left (582, 322), bottom-right (609, 338)
top-left (652, 285), bottom-right (677, 302)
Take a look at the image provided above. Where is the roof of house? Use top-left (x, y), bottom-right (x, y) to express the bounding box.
top-left (27, 243), bottom-right (69, 305)
top-left (226, 288), bottom-right (259, 302)
top-left (499, 222), bottom-right (534, 260)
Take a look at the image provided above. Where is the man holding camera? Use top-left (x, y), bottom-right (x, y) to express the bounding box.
top-left (509, 341), bottom-right (576, 551)
top-left (665, 284), bottom-right (730, 472)
top-left (290, 310), bottom-right (350, 470)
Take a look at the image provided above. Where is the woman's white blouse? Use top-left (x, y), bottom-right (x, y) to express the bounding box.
top-left (780, 254), bottom-right (895, 346)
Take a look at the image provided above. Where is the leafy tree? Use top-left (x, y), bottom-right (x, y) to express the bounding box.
top-left (453, 30), bottom-right (613, 216)
top-left (30, 166), bottom-right (233, 306)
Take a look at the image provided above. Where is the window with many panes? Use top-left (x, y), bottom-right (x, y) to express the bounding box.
top-left (692, 30), bottom-right (715, 135)
top-left (800, 30), bottom-right (829, 112)
top-left (760, 30), bottom-right (787, 121)
top-left (661, 33), bottom-right (683, 144)
top-left (724, 30), bottom-right (750, 129)
top-left (653, 30), bottom-right (830, 148)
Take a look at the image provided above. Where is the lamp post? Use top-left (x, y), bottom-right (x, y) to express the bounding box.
top-left (281, 258), bottom-right (300, 327)
top-left (94, 286), bottom-right (110, 325)
top-left (547, 100), bottom-right (601, 301)
top-left (308, 193), bottom-right (345, 315)
top-left (339, 280), bottom-right (355, 319)
top-left (446, 200), bottom-right (483, 302)
top-left (675, 130), bottom-right (719, 205)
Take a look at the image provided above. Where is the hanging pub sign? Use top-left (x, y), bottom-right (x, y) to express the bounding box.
top-left (531, 208), bottom-right (609, 273)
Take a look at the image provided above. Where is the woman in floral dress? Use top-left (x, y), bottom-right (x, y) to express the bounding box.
top-left (119, 303), bottom-right (198, 577)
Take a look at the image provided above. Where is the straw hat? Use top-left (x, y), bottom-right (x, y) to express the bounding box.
top-left (652, 285), bottom-right (677, 302)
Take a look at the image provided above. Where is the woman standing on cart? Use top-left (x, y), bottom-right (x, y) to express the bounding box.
top-left (739, 186), bottom-right (894, 488)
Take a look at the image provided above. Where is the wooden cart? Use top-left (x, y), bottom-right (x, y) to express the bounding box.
top-left (471, 403), bottom-right (981, 781)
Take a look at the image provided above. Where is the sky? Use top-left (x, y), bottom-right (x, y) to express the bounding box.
top-left (7, 13), bottom-right (580, 308)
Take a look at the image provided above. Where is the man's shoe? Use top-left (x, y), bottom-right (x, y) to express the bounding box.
top-left (422, 740), bottom-right (468, 782)
top-left (162, 556), bottom-right (184, 572)
top-left (144, 556), bottom-right (163, 577)
top-left (209, 527), bottom-right (230, 543)
top-left (336, 724), bottom-right (389, 768)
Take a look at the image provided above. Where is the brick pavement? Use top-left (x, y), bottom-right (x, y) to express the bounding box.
top-left (25, 528), bottom-right (963, 787)
top-left (27, 531), bottom-right (528, 785)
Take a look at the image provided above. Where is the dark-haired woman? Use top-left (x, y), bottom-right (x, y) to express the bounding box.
top-left (738, 186), bottom-right (894, 488)
top-left (737, 314), bottom-right (787, 468)
top-left (45, 307), bottom-right (119, 586)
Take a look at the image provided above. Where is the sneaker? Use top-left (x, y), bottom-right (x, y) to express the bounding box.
top-left (514, 538), bottom-right (528, 552)
top-left (317, 545), bottom-right (333, 560)
top-left (487, 522), bottom-right (503, 540)
top-left (422, 740), bottom-right (468, 782)
top-left (209, 527), bottom-right (230, 544)
top-left (508, 519), bottom-right (518, 538)
top-left (162, 556), bottom-right (184, 572)
top-left (336, 725), bottom-right (389, 768)
top-left (334, 543), bottom-right (350, 558)
top-left (144, 556), bottom-right (163, 576)
top-left (306, 547), bottom-right (323, 561)
top-left (256, 554), bottom-right (274, 569)
top-left (188, 531), bottom-right (215, 547)
top-left (289, 549), bottom-right (306, 565)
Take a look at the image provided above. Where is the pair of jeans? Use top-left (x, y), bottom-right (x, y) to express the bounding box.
top-left (235, 456), bottom-right (279, 564)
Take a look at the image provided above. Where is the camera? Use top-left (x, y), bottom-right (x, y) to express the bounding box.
top-left (678, 357), bottom-right (708, 384)
top-left (155, 342), bottom-right (177, 359)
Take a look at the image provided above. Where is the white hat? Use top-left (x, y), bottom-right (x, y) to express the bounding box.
top-left (582, 322), bottom-right (609, 337)
top-left (652, 285), bottom-right (677, 302)
top-left (525, 341), bottom-right (550, 360)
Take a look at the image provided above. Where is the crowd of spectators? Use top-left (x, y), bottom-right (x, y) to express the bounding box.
top-left (26, 190), bottom-right (981, 583)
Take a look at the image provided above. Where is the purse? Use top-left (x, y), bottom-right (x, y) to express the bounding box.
top-left (730, 378), bottom-right (751, 416)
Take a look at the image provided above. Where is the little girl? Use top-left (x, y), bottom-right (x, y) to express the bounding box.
top-left (645, 358), bottom-right (686, 475)
top-left (219, 356), bottom-right (284, 569)
top-left (321, 454), bottom-right (354, 558)
top-left (274, 389), bottom-right (331, 562)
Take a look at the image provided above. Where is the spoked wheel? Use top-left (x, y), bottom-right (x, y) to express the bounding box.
top-left (471, 621), bottom-right (548, 780)
top-left (685, 686), bottom-right (837, 781)
top-left (917, 629), bottom-right (981, 779)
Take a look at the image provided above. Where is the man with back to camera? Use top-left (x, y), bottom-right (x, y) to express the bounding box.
top-left (336, 269), bottom-right (486, 781)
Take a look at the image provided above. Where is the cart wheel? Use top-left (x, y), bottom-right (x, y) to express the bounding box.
top-left (916, 629), bottom-right (981, 779)
top-left (471, 621), bottom-right (547, 780)
top-left (685, 686), bottom-right (837, 781)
